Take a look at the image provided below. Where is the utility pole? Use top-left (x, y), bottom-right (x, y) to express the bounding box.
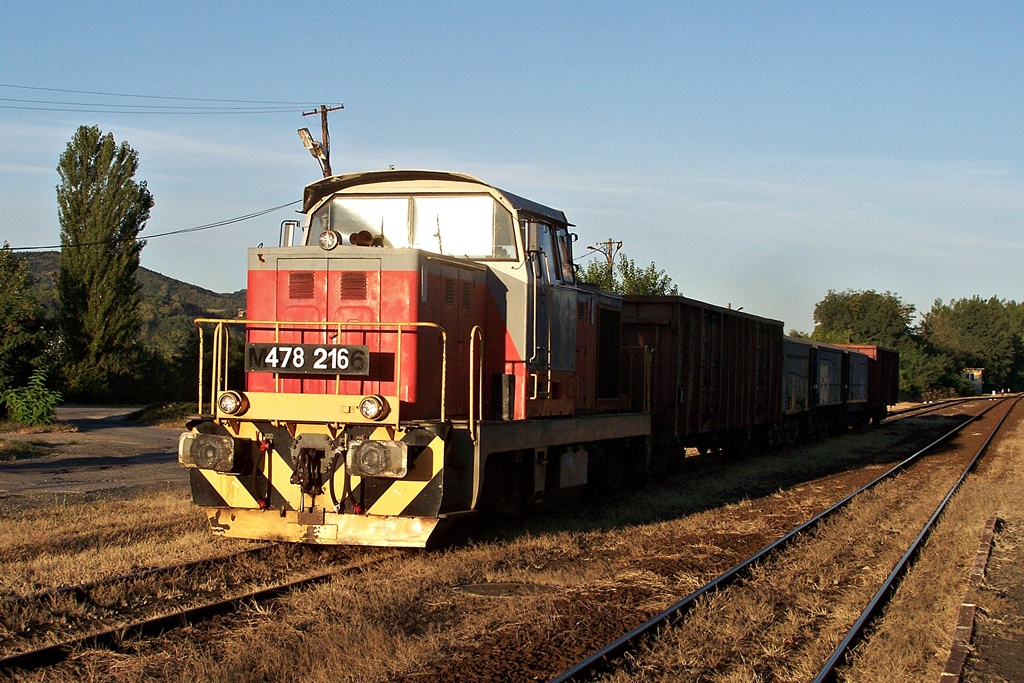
top-left (587, 238), bottom-right (622, 269)
top-left (302, 103), bottom-right (344, 177)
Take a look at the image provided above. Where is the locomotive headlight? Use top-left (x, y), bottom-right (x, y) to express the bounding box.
top-left (217, 390), bottom-right (249, 416)
top-left (318, 229), bottom-right (340, 251)
top-left (358, 395), bottom-right (389, 421)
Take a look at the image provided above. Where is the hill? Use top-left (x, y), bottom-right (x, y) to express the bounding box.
top-left (20, 251), bottom-right (246, 357)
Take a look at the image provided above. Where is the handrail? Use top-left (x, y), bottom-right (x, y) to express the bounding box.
top-left (526, 250), bottom-right (553, 398)
top-left (528, 252), bottom-right (539, 363)
top-left (469, 326), bottom-right (484, 441)
top-left (192, 318), bottom-right (449, 423)
top-left (197, 325), bottom-right (205, 415)
top-left (543, 252), bottom-right (553, 398)
top-left (202, 323), bottom-right (235, 414)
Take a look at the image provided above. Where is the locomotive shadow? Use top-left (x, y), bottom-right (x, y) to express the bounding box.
top-left (443, 413), bottom-right (966, 546)
top-left (51, 406), bottom-right (141, 433)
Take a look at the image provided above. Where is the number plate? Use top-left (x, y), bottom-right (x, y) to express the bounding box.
top-left (245, 343), bottom-right (370, 376)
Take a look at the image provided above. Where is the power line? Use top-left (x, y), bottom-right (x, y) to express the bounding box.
top-left (0, 83), bottom-right (311, 105)
top-left (6, 200), bottom-right (301, 251)
top-left (0, 83), bottom-right (315, 115)
top-left (0, 103), bottom-right (298, 115)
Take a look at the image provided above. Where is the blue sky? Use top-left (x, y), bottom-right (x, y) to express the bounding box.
top-left (2, 2), bottom-right (1022, 332)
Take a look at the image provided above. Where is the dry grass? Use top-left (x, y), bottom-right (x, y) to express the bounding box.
top-left (0, 490), bottom-right (248, 596)
top-left (587, 408), bottom-right (1024, 682)
top-left (0, 416), bottom-right (77, 460)
top-left (0, 420), bottom-right (76, 435)
top-left (0, 439), bottom-right (50, 462)
top-left (34, 539), bottom-right (591, 681)
top-left (12, 508), bottom-right (807, 681)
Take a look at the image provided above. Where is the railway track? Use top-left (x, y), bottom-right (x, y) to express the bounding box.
top-left (880, 395), bottom-right (1015, 421)
top-left (883, 395), bottom-right (1007, 421)
top-left (550, 397), bottom-right (1019, 682)
top-left (0, 543), bottom-right (395, 673)
top-left (812, 396), bottom-right (1019, 682)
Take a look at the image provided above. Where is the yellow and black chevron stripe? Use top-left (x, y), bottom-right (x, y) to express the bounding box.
top-left (187, 422), bottom-right (448, 547)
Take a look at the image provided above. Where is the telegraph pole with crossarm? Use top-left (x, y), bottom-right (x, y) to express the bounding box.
top-left (587, 238), bottom-right (622, 270)
top-left (299, 103), bottom-right (344, 177)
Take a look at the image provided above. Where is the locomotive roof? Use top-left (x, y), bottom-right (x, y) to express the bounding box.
top-left (496, 189), bottom-right (570, 227)
top-left (302, 169), bottom-right (569, 227)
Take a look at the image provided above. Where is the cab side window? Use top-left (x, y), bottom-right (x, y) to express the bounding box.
top-left (553, 229), bottom-right (574, 283)
top-left (522, 220), bottom-right (575, 284)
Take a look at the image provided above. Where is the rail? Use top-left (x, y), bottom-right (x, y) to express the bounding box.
top-left (194, 318), bottom-right (448, 423)
top-left (883, 396), bottom-right (981, 421)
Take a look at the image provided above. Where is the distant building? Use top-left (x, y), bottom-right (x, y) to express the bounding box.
top-left (963, 368), bottom-right (983, 395)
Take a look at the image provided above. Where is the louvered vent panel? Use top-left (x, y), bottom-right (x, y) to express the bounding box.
top-left (289, 272), bottom-right (315, 299)
top-left (578, 303), bottom-right (586, 320)
top-left (444, 278), bottom-right (456, 306)
top-left (339, 271), bottom-right (368, 300)
top-left (462, 282), bottom-right (471, 309)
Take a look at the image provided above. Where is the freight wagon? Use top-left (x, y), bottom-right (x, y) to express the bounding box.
top-left (783, 338), bottom-right (873, 437)
top-left (620, 296), bottom-right (783, 458)
top-left (837, 344), bottom-right (900, 424)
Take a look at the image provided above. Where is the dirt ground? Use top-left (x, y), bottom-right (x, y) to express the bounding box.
top-left (0, 406), bottom-right (187, 510)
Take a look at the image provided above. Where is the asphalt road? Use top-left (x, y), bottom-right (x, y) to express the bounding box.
top-left (0, 406), bottom-right (187, 509)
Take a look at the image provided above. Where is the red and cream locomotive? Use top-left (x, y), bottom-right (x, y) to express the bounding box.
top-left (179, 169), bottom-right (650, 547)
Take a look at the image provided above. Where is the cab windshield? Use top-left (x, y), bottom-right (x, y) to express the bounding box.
top-left (310, 194), bottom-right (517, 260)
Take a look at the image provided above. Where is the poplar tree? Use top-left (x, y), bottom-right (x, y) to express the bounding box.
top-left (56, 125), bottom-right (154, 400)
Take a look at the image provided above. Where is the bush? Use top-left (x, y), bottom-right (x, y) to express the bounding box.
top-left (124, 401), bottom-right (193, 426)
top-left (0, 369), bottom-right (62, 426)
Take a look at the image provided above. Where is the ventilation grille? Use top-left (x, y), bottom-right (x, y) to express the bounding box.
top-left (462, 282), bottom-right (471, 309)
top-left (444, 278), bottom-right (456, 306)
top-left (578, 302), bottom-right (586, 320)
top-left (289, 272), bottom-right (315, 300)
top-left (339, 271), bottom-right (368, 300)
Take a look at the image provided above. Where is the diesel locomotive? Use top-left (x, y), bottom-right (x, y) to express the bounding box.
top-left (178, 168), bottom-right (897, 548)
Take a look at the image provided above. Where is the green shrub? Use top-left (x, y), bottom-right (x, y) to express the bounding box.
top-left (0, 369), bottom-right (62, 426)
